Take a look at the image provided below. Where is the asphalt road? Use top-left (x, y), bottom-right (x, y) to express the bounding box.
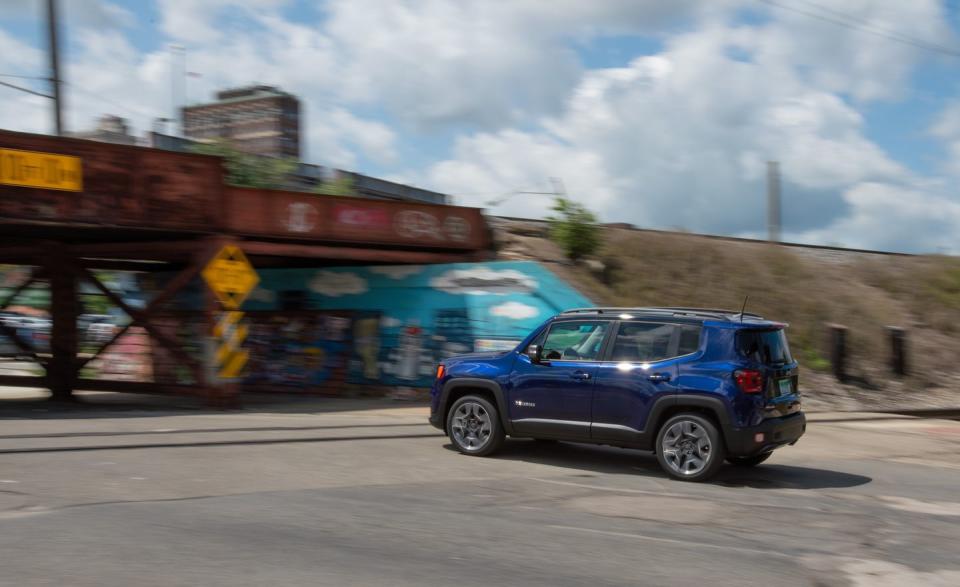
top-left (0, 398), bottom-right (958, 586)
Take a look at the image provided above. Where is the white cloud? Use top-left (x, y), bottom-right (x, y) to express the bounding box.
top-left (490, 301), bottom-right (540, 320)
top-left (791, 182), bottom-right (960, 254)
top-left (309, 270), bottom-right (368, 297)
top-left (930, 101), bottom-right (960, 178)
top-left (64, 0), bottom-right (136, 29)
top-left (380, 316), bottom-right (403, 328)
top-left (308, 108), bottom-right (399, 167)
top-left (0, 0), bottom-right (133, 30)
top-left (155, 0), bottom-right (287, 43)
top-left (430, 267), bottom-right (537, 295)
top-left (369, 265), bottom-right (424, 280)
top-left (3, 0), bottom-right (958, 252)
top-left (423, 13), bottom-right (939, 242)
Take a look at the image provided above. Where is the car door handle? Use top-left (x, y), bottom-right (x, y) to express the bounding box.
top-left (647, 373), bottom-right (671, 382)
top-left (570, 371), bottom-right (591, 381)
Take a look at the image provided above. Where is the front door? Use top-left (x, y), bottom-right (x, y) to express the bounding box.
top-left (509, 320), bottom-right (611, 440)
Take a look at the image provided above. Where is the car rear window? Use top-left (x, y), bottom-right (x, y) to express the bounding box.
top-left (737, 329), bottom-right (793, 365)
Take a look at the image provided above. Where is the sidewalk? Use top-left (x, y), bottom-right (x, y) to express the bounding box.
top-left (2, 386), bottom-right (957, 425)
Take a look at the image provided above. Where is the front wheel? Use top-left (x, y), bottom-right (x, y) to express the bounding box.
top-left (446, 395), bottom-right (505, 457)
top-left (655, 413), bottom-right (726, 482)
top-left (726, 452), bottom-right (773, 467)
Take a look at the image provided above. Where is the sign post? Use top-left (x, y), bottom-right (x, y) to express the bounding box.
top-left (201, 245), bottom-right (259, 399)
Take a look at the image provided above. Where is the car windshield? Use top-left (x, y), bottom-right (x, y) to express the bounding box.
top-left (737, 329), bottom-right (793, 365)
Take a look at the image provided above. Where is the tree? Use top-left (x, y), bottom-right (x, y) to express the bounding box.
top-left (191, 140), bottom-right (297, 189)
top-left (547, 196), bottom-right (601, 261)
top-left (314, 175), bottom-right (355, 197)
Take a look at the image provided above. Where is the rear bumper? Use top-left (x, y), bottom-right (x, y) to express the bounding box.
top-left (429, 411), bottom-right (443, 431)
top-left (726, 412), bottom-right (806, 456)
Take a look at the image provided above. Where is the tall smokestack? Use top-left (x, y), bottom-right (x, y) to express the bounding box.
top-left (767, 161), bottom-right (781, 242)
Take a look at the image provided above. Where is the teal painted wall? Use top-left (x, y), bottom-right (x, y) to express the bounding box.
top-left (240, 261), bottom-right (590, 389)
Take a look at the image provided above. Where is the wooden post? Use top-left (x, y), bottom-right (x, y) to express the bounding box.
top-left (47, 247), bottom-right (79, 401)
top-left (827, 324), bottom-right (848, 383)
top-left (887, 326), bottom-right (907, 377)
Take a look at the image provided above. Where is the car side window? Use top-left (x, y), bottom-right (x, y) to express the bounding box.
top-left (540, 321), bottom-right (609, 361)
top-left (610, 322), bottom-right (677, 362)
top-left (677, 325), bottom-right (702, 355)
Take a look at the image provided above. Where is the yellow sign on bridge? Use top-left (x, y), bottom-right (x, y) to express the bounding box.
top-left (0, 148), bottom-right (83, 192)
top-left (201, 245), bottom-right (259, 310)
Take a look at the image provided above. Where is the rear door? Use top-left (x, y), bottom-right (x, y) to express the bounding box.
top-left (509, 320), bottom-right (611, 440)
top-left (591, 321), bottom-right (698, 444)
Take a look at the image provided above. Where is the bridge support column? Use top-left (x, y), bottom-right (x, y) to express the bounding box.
top-left (47, 247), bottom-right (79, 401)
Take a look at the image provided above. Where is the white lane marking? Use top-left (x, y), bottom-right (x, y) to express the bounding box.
top-left (549, 525), bottom-right (790, 558)
top-left (842, 559), bottom-right (960, 587)
top-left (0, 479), bottom-right (19, 483)
top-left (879, 496), bottom-right (960, 517)
top-left (530, 477), bottom-right (821, 513)
top-left (129, 477), bottom-right (147, 481)
top-left (530, 477), bottom-right (670, 496)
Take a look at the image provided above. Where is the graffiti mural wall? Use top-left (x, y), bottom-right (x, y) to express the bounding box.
top-left (241, 261), bottom-right (591, 391)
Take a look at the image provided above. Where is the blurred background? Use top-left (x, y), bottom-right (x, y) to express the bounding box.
top-left (2, 0), bottom-right (960, 409)
top-left (2, 3), bottom-right (960, 587)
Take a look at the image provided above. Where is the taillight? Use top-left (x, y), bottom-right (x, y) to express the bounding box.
top-left (735, 369), bottom-right (764, 394)
top-left (436, 364), bottom-right (445, 380)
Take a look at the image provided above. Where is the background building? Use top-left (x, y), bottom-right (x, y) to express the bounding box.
top-left (71, 115), bottom-right (138, 146)
top-left (182, 85), bottom-right (301, 159)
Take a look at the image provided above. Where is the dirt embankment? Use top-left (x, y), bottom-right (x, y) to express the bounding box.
top-left (492, 217), bottom-right (960, 411)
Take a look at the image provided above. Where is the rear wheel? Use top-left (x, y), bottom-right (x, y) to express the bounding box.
top-left (726, 452), bottom-right (773, 467)
top-left (447, 395), bottom-right (505, 457)
top-left (655, 413), bottom-right (726, 482)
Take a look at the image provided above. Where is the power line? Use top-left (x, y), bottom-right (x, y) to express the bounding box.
top-left (0, 79), bottom-right (53, 99)
top-left (63, 80), bottom-right (159, 120)
top-left (758, 0), bottom-right (960, 58)
top-left (0, 73), bottom-right (48, 81)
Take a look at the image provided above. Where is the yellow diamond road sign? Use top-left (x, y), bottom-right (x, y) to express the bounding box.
top-left (202, 246), bottom-right (259, 309)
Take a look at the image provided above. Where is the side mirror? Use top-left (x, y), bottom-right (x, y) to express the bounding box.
top-left (527, 345), bottom-right (541, 363)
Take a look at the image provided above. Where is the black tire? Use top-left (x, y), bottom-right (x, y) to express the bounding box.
top-left (726, 452), bottom-right (773, 467)
top-left (655, 413), bottom-right (726, 482)
top-left (446, 394), bottom-right (505, 457)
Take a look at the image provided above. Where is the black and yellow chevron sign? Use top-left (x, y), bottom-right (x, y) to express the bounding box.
top-left (214, 310), bottom-right (248, 379)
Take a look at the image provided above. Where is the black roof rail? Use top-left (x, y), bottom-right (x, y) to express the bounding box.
top-left (559, 306), bottom-right (765, 320)
top-left (645, 307), bottom-right (765, 319)
top-left (560, 307), bottom-right (643, 315)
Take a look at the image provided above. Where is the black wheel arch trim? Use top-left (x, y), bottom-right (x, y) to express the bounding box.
top-left (647, 393), bottom-right (734, 446)
top-left (439, 378), bottom-right (514, 435)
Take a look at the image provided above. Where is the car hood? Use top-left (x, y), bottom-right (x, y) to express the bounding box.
top-left (444, 351), bottom-right (510, 364)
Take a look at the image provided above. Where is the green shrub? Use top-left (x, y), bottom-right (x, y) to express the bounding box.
top-left (548, 197), bottom-right (601, 261)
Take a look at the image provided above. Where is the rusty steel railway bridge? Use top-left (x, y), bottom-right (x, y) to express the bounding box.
top-left (0, 129), bottom-right (491, 404)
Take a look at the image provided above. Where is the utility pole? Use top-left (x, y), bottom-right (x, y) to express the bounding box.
top-left (46, 0), bottom-right (64, 135)
top-left (767, 161), bottom-right (781, 242)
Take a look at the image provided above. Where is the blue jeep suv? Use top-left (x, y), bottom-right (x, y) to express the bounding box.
top-left (429, 307), bottom-right (806, 482)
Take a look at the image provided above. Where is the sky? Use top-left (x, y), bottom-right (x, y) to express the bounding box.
top-left (2, 0), bottom-right (960, 253)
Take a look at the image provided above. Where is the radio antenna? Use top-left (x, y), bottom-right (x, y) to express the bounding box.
top-left (739, 296), bottom-right (749, 323)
